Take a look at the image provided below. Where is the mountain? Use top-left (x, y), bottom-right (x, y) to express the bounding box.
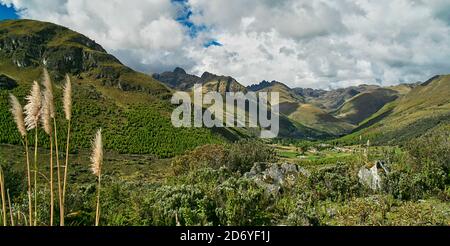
top-left (339, 75), bottom-right (450, 144)
top-left (248, 80), bottom-right (354, 135)
top-left (199, 72), bottom-right (247, 94)
top-left (0, 19), bottom-right (170, 95)
top-left (154, 70), bottom-right (330, 138)
top-left (248, 80), bottom-right (303, 104)
top-left (153, 68), bottom-right (246, 94)
top-left (295, 84), bottom-right (381, 111)
top-left (293, 87), bottom-right (327, 98)
top-left (155, 63), bottom-right (449, 141)
top-left (152, 67), bottom-right (199, 91)
top-left (0, 19), bottom-right (228, 158)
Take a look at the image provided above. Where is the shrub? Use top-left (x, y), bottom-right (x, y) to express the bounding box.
top-left (307, 163), bottom-right (364, 202)
top-left (171, 140), bottom-right (277, 175)
top-left (226, 140), bottom-right (276, 173)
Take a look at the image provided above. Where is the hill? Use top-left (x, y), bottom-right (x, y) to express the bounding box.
top-left (333, 88), bottom-right (399, 125)
top-left (295, 85), bottom-right (380, 111)
top-left (338, 75), bottom-right (450, 144)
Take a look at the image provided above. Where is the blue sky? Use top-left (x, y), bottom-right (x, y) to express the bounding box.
top-left (172, 0), bottom-right (221, 48)
top-left (0, 4), bottom-right (18, 20)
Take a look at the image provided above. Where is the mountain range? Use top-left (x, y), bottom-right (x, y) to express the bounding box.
top-left (153, 67), bottom-right (445, 141)
top-left (0, 19), bottom-right (449, 154)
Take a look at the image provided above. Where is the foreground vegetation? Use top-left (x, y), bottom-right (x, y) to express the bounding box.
top-left (1, 126), bottom-right (448, 225)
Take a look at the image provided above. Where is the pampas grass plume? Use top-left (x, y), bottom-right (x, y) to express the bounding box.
top-left (9, 94), bottom-right (27, 137)
top-left (24, 81), bottom-right (42, 131)
top-left (63, 74), bottom-right (72, 121)
top-left (90, 129), bottom-right (103, 177)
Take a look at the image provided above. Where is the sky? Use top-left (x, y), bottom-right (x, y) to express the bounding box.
top-left (1, 0), bottom-right (450, 89)
top-left (0, 3), bottom-right (17, 20)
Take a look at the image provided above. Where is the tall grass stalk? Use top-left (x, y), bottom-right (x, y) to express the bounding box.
top-left (24, 81), bottom-right (42, 226)
top-left (43, 68), bottom-right (63, 226)
top-left (33, 128), bottom-right (38, 226)
top-left (62, 74), bottom-right (72, 226)
top-left (42, 80), bottom-right (54, 226)
top-left (49, 136), bottom-right (54, 226)
top-left (54, 119), bottom-right (63, 226)
top-left (7, 189), bottom-right (14, 226)
top-left (90, 129), bottom-right (103, 226)
top-left (9, 94), bottom-right (33, 225)
top-left (0, 167), bottom-right (6, 226)
top-left (24, 137), bottom-right (32, 226)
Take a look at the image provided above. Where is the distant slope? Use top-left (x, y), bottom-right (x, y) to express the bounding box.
top-left (295, 85), bottom-right (380, 111)
top-left (288, 104), bottom-right (355, 135)
top-left (338, 75), bottom-right (450, 144)
top-left (334, 88), bottom-right (399, 125)
top-left (249, 80), bottom-right (304, 104)
top-left (0, 19), bottom-right (227, 157)
top-left (250, 81), bottom-right (353, 136)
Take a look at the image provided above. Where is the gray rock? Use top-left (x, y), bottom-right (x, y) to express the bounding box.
top-left (245, 162), bottom-right (308, 195)
top-left (358, 160), bottom-right (389, 190)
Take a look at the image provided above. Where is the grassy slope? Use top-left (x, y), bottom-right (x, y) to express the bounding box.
top-left (255, 82), bottom-right (353, 136)
top-left (255, 82), bottom-right (303, 104)
top-left (334, 88), bottom-right (399, 125)
top-left (337, 75), bottom-right (450, 145)
top-left (288, 104), bottom-right (355, 135)
top-left (0, 19), bottom-right (226, 158)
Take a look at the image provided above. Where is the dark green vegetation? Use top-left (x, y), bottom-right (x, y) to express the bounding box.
top-left (0, 19), bottom-right (449, 226)
top-left (2, 131), bottom-right (449, 225)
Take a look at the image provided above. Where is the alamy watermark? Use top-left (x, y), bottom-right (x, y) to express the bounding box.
top-left (171, 84), bottom-right (280, 138)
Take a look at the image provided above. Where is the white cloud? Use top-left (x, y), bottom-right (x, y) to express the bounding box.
top-left (2, 0), bottom-right (450, 88)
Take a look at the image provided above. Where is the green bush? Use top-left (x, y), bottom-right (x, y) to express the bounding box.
top-left (307, 163), bottom-right (364, 202)
top-left (171, 140), bottom-right (277, 175)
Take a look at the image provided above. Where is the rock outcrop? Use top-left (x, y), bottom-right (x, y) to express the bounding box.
top-left (244, 162), bottom-right (310, 195)
top-left (153, 69), bottom-right (247, 93)
top-left (358, 160), bottom-right (389, 190)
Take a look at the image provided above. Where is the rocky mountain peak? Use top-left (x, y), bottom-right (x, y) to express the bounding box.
top-left (173, 67), bottom-right (186, 74)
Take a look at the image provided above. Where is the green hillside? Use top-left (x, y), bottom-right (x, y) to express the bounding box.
top-left (253, 81), bottom-right (303, 104)
top-left (287, 103), bottom-right (355, 135)
top-left (334, 88), bottom-right (399, 125)
top-left (0, 19), bottom-right (226, 157)
top-left (338, 75), bottom-right (450, 145)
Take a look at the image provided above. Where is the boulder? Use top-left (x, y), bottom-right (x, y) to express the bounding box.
top-left (358, 160), bottom-right (389, 191)
top-left (0, 74), bottom-right (18, 90)
top-left (244, 162), bottom-right (309, 195)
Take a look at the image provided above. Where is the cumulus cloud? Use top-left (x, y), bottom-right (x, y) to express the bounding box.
top-left (2, 0), bottom-right (450, 88)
